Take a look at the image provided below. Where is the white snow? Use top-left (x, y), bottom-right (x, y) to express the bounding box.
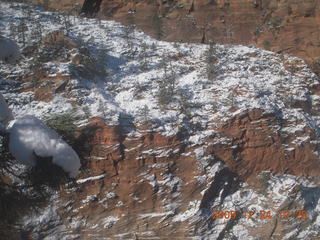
top-left (172, 200), bottom-right (201, 222)
top-left (76, 174), bottom-right (106, 184)
top-left (138, 211), bottom-right (175, 218)
top-left (82, 195), bottom-right (97, 204)
top-left (101, 216), bottom-right (119, 229)
top-left (8, 115), bottom-right (81, 177)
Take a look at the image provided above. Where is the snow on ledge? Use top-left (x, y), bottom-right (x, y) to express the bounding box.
top-left (76, 174), bottom-right (106, 184)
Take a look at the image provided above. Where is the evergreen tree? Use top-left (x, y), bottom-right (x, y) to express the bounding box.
top-left (8, 22), bottom-right (17, 41)
top-left (30, 18), bottom-right (43, 42)
top-left (123, 13), bottom-right (136, 58)
top-left (60, 13), bottom-right (72, 35)
top-left (140, 104), bottom-right (150, 123)
top-left (97, 48), bottom-right (108, 76)
top-left (139, 42), bottom-right (149, 70)
top-left (204, 41), bottom-right (218, 80)
top-left (17, 19), bottom-right (28, 47)
top-left (98, 99), bottom-right (106, 117)
top-left (157, 55), bottom-right (176, 107)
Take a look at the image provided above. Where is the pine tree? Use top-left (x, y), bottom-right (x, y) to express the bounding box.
top-left (30, 18), bottom-right (43, 42)
top-left (60, 13), bottom-right (71, 35)
top-left (140, 105), bottom-right (150, 123)
top-left (157, 55), bottom-right (176, 107)
top-left (139, 42), bottom-right (148, 70)
top-left (204, 41), bottom-right (218, 80)
top-left (159, 55), bottom-right (168, 76)
top-left (98, 99), bottom-right (106, 117)
top-left (8, 22), bottom-right (17, 41)
top-left (97, 48), bottom-right (108, 77)
top-left (151, 42), bottom-right (157, 51)
top-left (123, 14), bottom-right (136, 58)
top-left (17, 19), bottom-right (28, 47)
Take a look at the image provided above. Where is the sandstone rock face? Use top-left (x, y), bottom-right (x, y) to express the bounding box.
top-left (23, 0), bottom-right (320, 75)
top-left (54, 110), bottom-right (320, 239)
top-left (214, 109), bottom-right (320, 179)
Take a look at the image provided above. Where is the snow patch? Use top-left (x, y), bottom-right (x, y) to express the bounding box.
top-left (9, 115), bottom-right (81, 177)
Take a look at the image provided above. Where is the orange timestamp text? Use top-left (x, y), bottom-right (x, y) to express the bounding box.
top-left (211, 210), bottom-right (308, 220)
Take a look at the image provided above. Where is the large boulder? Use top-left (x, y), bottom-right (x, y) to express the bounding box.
top-left (0, 36), bottom-right (20, 64)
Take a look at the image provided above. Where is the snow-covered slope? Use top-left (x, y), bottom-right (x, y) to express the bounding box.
top-left (1, 2), bottom-right (319, 141)
top-left (1, 1), bottom-right (320, 240)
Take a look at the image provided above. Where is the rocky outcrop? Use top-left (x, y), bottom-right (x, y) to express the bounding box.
top-left (56, 107), bottom-right (320, 238)
top-left (213, 109), bottom-right (320, 179)
top-left (82, 108), bottom-right (320, 182)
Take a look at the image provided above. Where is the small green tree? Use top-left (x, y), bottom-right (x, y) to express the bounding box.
top-left (139, 42), bottom-right (149, 70)
top-left (8, 22), bottom-right (18, 41)
top-left (30, 18), bottom-right (43, 43)
top-left (123, 24), bottom-right (136, 58)
top-left (97, 48), bottom-right (108, 76)
top-left (97, 99), bottom-right (107, 118)
top-left (60, 13), bottom-right (72, 35)
top-left (140, 104), bottom-right (150, 123)
top-left (17, 19), bottom-right (28, 47)
top-left (45, 108), bottom-right (81, 146)
top-left (204, 41), bottom-right (218, 80)
top-left (226, 91), bottom-right (236, 108)
top-left (157, 55), bottom-right (176, 107)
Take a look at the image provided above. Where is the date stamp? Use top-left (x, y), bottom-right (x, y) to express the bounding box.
top-left (211, 210), bottom-right (308, 220)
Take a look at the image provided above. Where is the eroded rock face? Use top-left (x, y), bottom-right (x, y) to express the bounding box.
top-left (54, 108), bottom-right (320, 239)
top-left (213, 109), bottom-right (320, 179)
top-left (24, 0), bottom-right (320, 75)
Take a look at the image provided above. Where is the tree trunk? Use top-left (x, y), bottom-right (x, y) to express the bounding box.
top-left (81, 0), bottom-right (103, 17)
